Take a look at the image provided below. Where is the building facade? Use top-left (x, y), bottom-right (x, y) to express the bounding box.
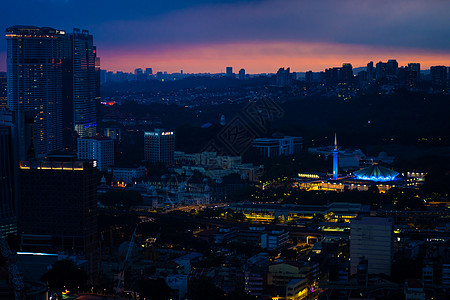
top-left (0, 73), bottom-right (6, 109)
top-left (0, 126), bottom-right (16, 235)
top-left (70, 29), bottom-right (98, 138)
top-left (77, 137), bottom-right (114, 171)
top-left (6, 25), bottom-right (99, 156)
top-left (18, 158), bottom-right (98, 274)
top-left (144, 129), bottom-right (175, 164)
top-left (6, 26), bottom-right (66, 157)
top-left (350, 217), bottom-right (393, 276)
top-left (108, 166), bottom-right (147, 183)
top-left (252, 135), bottom-right (303, 158)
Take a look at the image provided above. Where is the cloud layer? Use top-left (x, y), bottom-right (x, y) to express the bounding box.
top-left (1, 0), bottom-right (449, 72)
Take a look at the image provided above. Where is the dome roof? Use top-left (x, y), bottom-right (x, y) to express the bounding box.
top-left (353, 165), bottom-right (399, 182)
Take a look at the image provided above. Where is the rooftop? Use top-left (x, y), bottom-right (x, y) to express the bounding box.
top-left (353, 165), bottom-right (399, 182)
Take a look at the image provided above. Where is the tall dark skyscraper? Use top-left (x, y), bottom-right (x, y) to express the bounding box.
top-left (238, 68), bottom-right (246, 80)
top-left (276, 67), bottom-right (291, 86)
top-left (6, 26), bottom-right (65, 157)
top-left (6, 26), bottom-right (99, 155)
top-left (340, 63), bottom-right (353, 83)
top-left (0, 72), bottom-right (6, 109)
top-left (386, 59), bottom-right (398, 75)
top-left (366, 61), bottom-right (374, 81)
top-left (305, 70), bottom-right (313, 83)
top-left (430, 66), bottom-right (447, 86)
top-left (18, 156), bottom-right (98, 274)
top-left (226, 66), bottom-right (234, 78)
top-left (0, 125), bottom-right (16, 236)
top-left (70, 29), bottom-right (98, 139)
top-left (0, 110), bottom-right (35, 237)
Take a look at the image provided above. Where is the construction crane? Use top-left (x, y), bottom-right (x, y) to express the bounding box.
top-left (0, 229), bottom-right (25, 300)
top-left (115, 225), bottom-right (138, 294)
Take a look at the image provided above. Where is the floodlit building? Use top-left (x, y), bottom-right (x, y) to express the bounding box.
top-left (353, 165), bottom-right (399, 182)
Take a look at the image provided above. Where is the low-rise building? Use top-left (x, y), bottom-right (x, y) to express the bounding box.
top-left (108, 166), bottom-right (147, 183)
top-left (253, 134), bottom-right (303, 158)
top-left (261, 230), bottom-right (289, 250)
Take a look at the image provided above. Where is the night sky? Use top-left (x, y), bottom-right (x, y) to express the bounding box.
top-left (1, 0), bottom-right (450, 73)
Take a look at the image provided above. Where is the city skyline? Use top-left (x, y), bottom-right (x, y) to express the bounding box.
top-left (1, 0), bottom-right (450, 73)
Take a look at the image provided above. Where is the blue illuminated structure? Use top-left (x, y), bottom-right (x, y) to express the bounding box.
top-left (332, 133), bottom-right (338, 180)
top-left (353, 165), bottom-right (399, 182)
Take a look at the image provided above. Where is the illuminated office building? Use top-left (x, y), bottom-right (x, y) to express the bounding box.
top-left (144, 129), bottom-right (175, 164)
top-left (6, 26), bottom-right (99, 155)
top-left (6, 26), bottom-right (65, 157)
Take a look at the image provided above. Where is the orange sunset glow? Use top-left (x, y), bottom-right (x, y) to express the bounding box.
top-left (99, 41), bottom-right (450, 74)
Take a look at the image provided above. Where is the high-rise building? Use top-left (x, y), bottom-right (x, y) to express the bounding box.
top-left (134, 68), bottom-right (143, 76)
top-left (350, 217), bottom-right (393, 276)
top-left (18, 156), bottom-right (98, 274)
top-left (408, 63), bottom-right (420, 80)
top-left (366, 61), bottom-right (374, 81)
top-left (77, 137), bottom-right (114, 171)
top-left (0, 126), bottom-right (16, 236)
top-left (407, 63), bottom-right (421, 87)
top-left (99, 69), bottom-right (106, 85)
top-left (324, 67), bottom-right (340, 85)
top-left (276, 67), bottom-right (291, 86)
top-left (386, 59), bottom-right (398, 75)
top-left (358, 70), bottom-right (368, 83)
top-left (0, 72), bottom-right (6, 109)
top-left (305, 71), bottom-right (313, 83)
top-left (70, 29), bottom-right (98, 139)
top-left (238, 68), bottom-right (245, 80)
top-left (375, 61), bottom-right (387, 79)
top-left (226, 67), bottom-right (233, 78)
top-left (430, 66), bottom-right (447, 86)
top-left (145, 68), bottom-right (153, 76)
top-left (6, 26), bottom-right (99, 155)
top-left (144, 129), bottom-right (175, 164)
top-left (6, 26), bottom-right (66, 157)
top-left (340, 63), bottom-right (353, 83)
top-left (0, 110), bottom-right (35, 238)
